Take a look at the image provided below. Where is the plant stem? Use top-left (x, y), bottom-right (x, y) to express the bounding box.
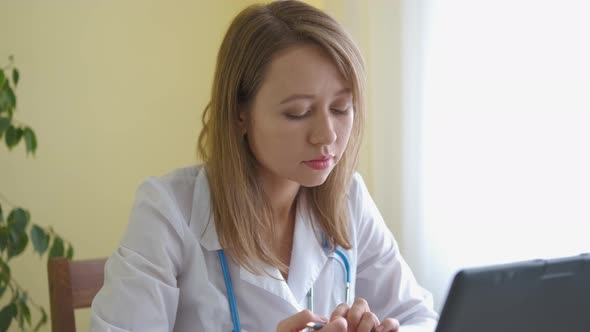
top-left (0, 192), bottom-right (17, 208)
top-left (10, 277), bottom-right (44, 309)
top-left (10, 119), bottom-right (29, 128)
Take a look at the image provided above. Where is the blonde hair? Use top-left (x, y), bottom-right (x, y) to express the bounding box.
top-left (198, 0), bottom-right (365, 272)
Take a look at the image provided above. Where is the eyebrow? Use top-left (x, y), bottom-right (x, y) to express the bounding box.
top-left (278, 88), bottom-right (351, 105)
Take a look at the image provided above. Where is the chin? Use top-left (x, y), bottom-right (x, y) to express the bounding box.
top-left (297, 172), bottom-right (331, 187)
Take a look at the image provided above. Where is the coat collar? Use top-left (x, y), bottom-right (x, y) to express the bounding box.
top-left (190, 167), bottom-right (330, 308)
top-left (237, 194), bottom-right (329, 309)
top-left (190, 166), bottom-right (222, 251)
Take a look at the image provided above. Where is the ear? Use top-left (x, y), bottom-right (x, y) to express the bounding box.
top-left (238, 107), bottom-right (249, 136)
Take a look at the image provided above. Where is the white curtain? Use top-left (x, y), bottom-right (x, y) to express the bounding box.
top-left (402, 0), bottom-right (590, 310)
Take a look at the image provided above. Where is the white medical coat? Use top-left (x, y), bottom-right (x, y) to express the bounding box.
top-left (90, 165), bottom-right (438, 331)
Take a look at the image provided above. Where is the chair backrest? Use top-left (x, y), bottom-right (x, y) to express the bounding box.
top-left (47, 257), bottom-right (107, 332)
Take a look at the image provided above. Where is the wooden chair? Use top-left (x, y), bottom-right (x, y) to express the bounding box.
top-left (47, 257), bottom-right (107, 332)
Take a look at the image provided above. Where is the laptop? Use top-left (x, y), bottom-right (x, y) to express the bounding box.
top-left (435, 253), bottom-right (590, 332)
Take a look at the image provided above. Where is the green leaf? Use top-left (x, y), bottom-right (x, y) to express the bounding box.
top-left (0, 87), bottom-right (11, 115)
top-left (7, 232), bottom-right (28, 259)
top-left (17, 305), bottom-right (24, 329)
top-left (6, 208), bottom-right (29, 258)
top-left (33, 307), bottom-right (47, 332)
top-left (16, 126), bottom-right (23, 141)
top-left (30, 225), bottom-right (49, 256)
top-left (0, 228), bottom-right (7, 252)
top-left (5, 125), bottom-right (20, 148)
top-left (0, 204), bottom-right (3, 223)
top-left (66, 245), bottom-right (74, 259)
top-left (49, 237), bottom-right (64, 258)
top-left (19, 302), bottom-right (31, 326)
top-left (0, 82), bottom-right (16, 115)
top-left (0, 70), bottom-right (5, 86)
top-left (0, 117), bottom-right (10, 138)
top-left (6, 84), bottom-right (16, 110)
top-left (23, 127), bottom-right (37, 155)
top-left (7, 208), bottom-right (28, 235)
top-left (21, 291), bottom-right (28, 303)
top-left (0, 303), bottom-right (17, 331)
top-left (12, 287), bottom-right (20, 302)
top-left (12, 69), bottom-right (19, 87)
top-left (0, 258), bottom-right (10, 282)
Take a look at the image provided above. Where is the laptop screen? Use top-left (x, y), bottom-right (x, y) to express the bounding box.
top-left (435, 254), bottom-right (590, 332)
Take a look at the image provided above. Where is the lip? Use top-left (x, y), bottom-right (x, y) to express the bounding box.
top-left (303, 156), bottom-right (334, 170)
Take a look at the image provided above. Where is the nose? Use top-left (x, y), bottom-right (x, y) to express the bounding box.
top-left (309, 111), bottom-right (337, 145)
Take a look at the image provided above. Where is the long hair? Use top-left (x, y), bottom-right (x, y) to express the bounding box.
top-left (198, 0), bottom-right (365, 273)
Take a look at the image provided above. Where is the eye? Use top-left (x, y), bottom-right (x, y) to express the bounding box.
top-left (284, 109), bottom-right (311, 119)
top-left (331, 106), bottom-right (351, 115)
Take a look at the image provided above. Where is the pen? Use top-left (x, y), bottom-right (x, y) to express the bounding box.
top-left (306, 322), bottom-right (325, 330)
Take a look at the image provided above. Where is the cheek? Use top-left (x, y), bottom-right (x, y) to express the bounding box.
top-left (248, 119), bottom-right (303, 159)
top-left (336, 116), bottom-right (354, 147)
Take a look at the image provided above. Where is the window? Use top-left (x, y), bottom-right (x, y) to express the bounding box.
top-left (403, 0), bottom-right (590, 310)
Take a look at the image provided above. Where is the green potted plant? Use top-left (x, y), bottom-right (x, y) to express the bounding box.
top-left (0, 56), bottom-right (74, 332)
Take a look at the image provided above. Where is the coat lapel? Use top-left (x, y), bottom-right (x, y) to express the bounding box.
top-left (238, 262), bottom-right (300, 310)
top-left (287, 195), bottom-right (328, 305)
top-left (190, 166), bottom-right (221, 251)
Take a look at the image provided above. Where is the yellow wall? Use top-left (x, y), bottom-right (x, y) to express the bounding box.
top-left (0, 1), bottom-right (257, 330)
top-left (321, 0), bottom-right (403, 243)
top-left (0, 1), bottom-right (401, 330)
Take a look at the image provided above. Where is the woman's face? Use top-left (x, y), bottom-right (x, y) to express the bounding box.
top-left (243, 44), bottom-right (354, 188)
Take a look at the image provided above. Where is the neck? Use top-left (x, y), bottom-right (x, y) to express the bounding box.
top-left (257, 169), bottom-right (300, 274)
top-left (258, 171), bottom-right (301, 226)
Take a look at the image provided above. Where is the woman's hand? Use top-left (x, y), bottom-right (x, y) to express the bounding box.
top-left (330, 298), bottom-right (400, 332)
top-left (276, 309), bottom-right (348, 332)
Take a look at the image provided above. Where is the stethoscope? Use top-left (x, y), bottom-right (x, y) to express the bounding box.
top-left (217, 239), bottom-right (351, 332)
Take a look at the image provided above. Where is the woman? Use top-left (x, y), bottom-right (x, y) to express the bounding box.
top-left (90, 1), bottom-right (438, 331)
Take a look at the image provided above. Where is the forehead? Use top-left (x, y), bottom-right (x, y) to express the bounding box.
top-left (255, 44), bottom-right (351, 103)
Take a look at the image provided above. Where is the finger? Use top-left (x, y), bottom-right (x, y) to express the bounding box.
top-left (347, 298), bottom-right (370, 329)
top-left (276, 309), bottom-right (324, 332)
top-left (356, 311), bottom-right (380, 332)
top-left (330, 303), bottom-right (350, 321)
top-left (375, 318), bottom-right (400, 332)
top-left (322, 316), bottom-right (348, 332)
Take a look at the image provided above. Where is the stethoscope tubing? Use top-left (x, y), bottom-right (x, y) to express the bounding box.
top-left (218, 250), bottom-right (242, 332)
top-left (218, 246), bottom-right (350, 332)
